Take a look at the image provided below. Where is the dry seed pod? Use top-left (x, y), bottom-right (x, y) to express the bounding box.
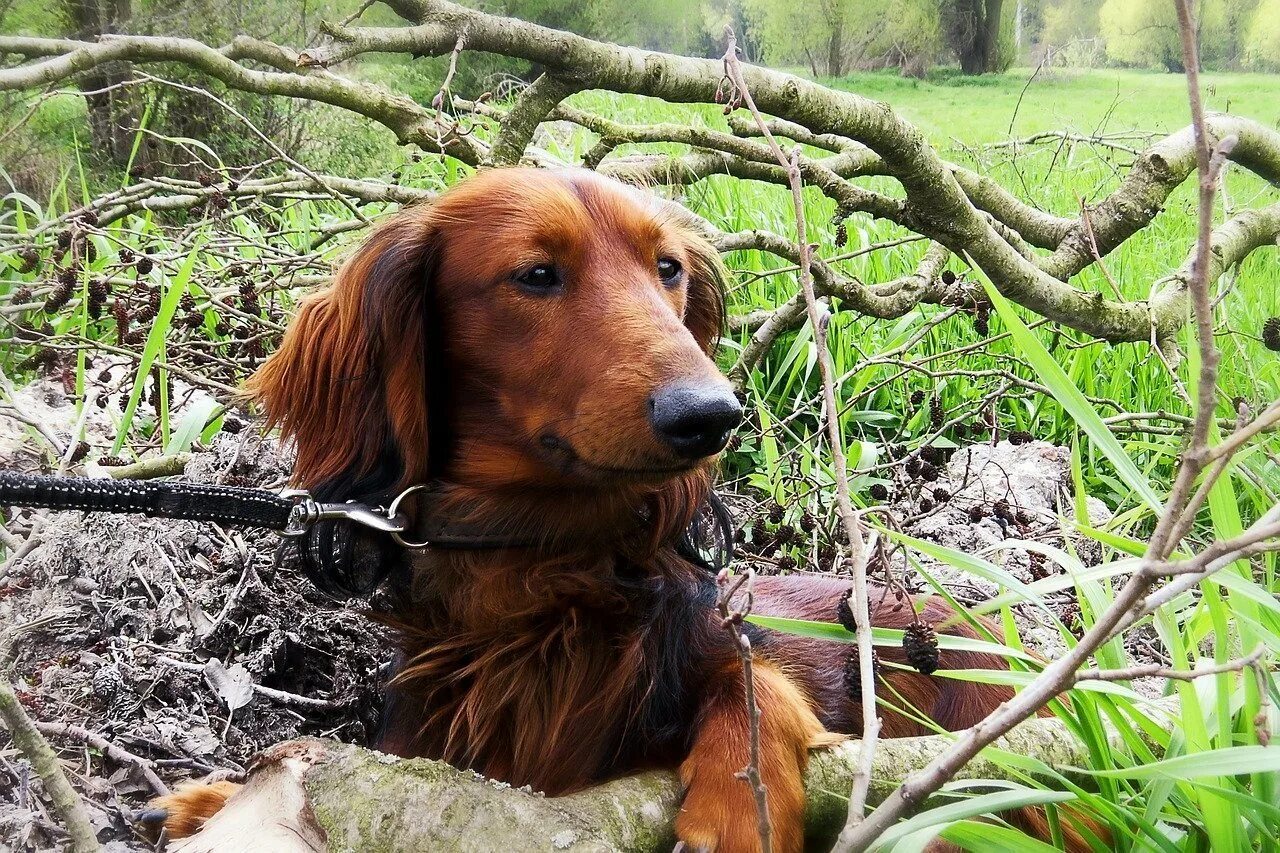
top-left (16, 247), bottom-right (39, 274)
top-left (836, 588), bottom-right (857, 633)
top-left (929, 396), bottom-right (944, 430)
top-left (1263, 317), bottom-right (1280, 352)
top-left (902, 621), bottom-right (939, 675)
top-left (44, 282), bottom-right (74, 313)
top-left (88, 279), bottom-right (108, 320)
top-left (843, 647), bottom-right (880, 701)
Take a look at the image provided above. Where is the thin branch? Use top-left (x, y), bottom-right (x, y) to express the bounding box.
top-left (715, 569), bottom-right (772, 853)
top-left (1076, 646), bottom-right (1265, 683)
top-left (718, 28), bottom-right (879, 835)
top-left (35, 721), bottom-right (170, 796)
top-left (0, 673), bottom-right (101, 852)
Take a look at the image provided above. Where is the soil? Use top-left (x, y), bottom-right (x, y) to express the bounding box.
top-left (1, 387), bottom-right (390, 852)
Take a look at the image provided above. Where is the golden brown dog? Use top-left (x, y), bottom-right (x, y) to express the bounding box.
top-left (149, 168), bottom-right (1088, 851)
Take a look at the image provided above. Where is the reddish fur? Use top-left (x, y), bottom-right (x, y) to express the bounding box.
top-left (153, 168), bottom-right (1098, 851)
top-left (147, 780), bottom-right (240, 838)
top-left (677, 659), bottom-right (837, 853)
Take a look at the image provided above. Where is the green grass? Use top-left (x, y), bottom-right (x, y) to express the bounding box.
top-left (3, 66), bottom-right (1280, 851)
top-left (830, 68), bottom-right (1280, 142)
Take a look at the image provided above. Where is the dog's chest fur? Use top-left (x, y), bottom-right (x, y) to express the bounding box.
top-left (377, 552), bottom-right (730, 794)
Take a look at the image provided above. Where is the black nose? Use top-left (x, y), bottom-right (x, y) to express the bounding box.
top-left (649, 382), bottom-right (743, 460)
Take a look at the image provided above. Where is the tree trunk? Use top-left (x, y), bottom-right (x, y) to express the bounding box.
top-left (169, 706), bottom-right (1160, 853)
top-left (826, 15), bottom-right (843, 77)
top-left (956, 0), bottom-right (1003, 75)
top-left (63, 0), bottom-right (137, 166)
top-left (980, 0), bottom-right (1004, 71)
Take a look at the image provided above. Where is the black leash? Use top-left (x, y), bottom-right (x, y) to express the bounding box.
top-left (0, 471), bottom-right (296, 530)
top-left (0, 471), bottom-right (736, 596)
top-left (0, 471), bottom-right (441, 545)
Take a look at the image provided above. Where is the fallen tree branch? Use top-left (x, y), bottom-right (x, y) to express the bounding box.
top-left (5, 6), bottom-right (1280, 345)
top-left (167, 704), bottom-right (1160, 853)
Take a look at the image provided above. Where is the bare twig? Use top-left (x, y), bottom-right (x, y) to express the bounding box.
top-left (715, 568), bottom-right (771, 853)
top-left (155, 655), bottom-right (346, 711)
top-left (0, 674), bottom-right (100, 852)
top-left (718, 28), bottom-right (879, 835)
top-left (1076, 646), bottom-right (1265, 684)
top-left (34, 721), bottom-right (170, 796)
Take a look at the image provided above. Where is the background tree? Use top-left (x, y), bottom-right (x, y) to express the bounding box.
top-left (742, 0), bottom-right (942, 76)
top-left (62, 0), bottom-right (136, 162)
top-left (939, 0), bottom-right (1012, 73)
top-left (1036, 0), bottom-right (1103, 50)
top-left (1099, 0), bottom-right (1240, 71)
top-left (1245, 0), bottom-right (1280, 68)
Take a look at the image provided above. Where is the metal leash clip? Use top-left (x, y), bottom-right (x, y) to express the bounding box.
top-left (279, 484), bottom-right (434, 548)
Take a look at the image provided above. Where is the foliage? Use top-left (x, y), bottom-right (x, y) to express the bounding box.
top-left (1039, 0), bottom-right (1104, 48)
top-left (1098, 0), bottom-right (1251, 71)
top-left (741, 0), bottom-right (943, 76)
top-left (1244, 0), bottom-right (1280, 70)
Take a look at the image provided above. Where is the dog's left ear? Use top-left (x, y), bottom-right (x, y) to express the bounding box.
top-left (245, 208), bottom-right (438, 596)
top-left (675, 222), bottom-right (729, 354)
top-left (248, 208), bottom-right (438, 498)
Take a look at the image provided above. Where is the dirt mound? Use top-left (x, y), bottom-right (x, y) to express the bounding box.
top-left (0, 433), bottom-right (390, 852)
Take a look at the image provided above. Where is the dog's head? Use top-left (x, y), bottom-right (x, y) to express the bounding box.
top-left (250, 168), bottom-right (739, 564)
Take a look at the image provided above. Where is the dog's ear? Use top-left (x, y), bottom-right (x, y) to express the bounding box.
top-left (247, 208), bottom-right (439, 596)
top-left (249, 207), bottom-right (437, 496)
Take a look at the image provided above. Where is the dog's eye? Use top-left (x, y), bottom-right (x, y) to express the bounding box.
top-left (516, 264), bottom-right (561, 293)
top-left (657, 257), bottom-right (683, 285)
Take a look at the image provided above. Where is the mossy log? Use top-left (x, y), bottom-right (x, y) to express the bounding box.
top-left (170, 708), bottom-right (1115, 853)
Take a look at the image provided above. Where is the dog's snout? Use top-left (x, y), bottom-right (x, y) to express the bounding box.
top-left (648, 383), bottom-right (743, 459)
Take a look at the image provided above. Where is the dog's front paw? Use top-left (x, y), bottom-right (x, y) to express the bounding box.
top-left (136, 780), bottom-right (240, 841)
top-left (676, 774), bottom-right (801, 853)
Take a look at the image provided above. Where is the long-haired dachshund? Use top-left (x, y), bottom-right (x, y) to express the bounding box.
top-left (149, 168), bottom-right (1086, 851)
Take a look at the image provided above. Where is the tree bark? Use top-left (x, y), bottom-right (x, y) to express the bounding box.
top-left (826, 14), bottom-right (843, 77)
top-left (63, 0), bottom-right (138, 164)
top-left (170, 706), bottom-right (1155, 853)
top-left (955, 0), bottom-right (1003, 75)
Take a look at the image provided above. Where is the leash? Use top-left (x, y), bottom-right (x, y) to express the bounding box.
top-left (0, 472), bottom-right (500, 549)
top-left (0, 471), bottom-right (736, 596)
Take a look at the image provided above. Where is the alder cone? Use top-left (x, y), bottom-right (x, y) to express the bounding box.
top-left (902, 621), bottom-right (939, 675)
